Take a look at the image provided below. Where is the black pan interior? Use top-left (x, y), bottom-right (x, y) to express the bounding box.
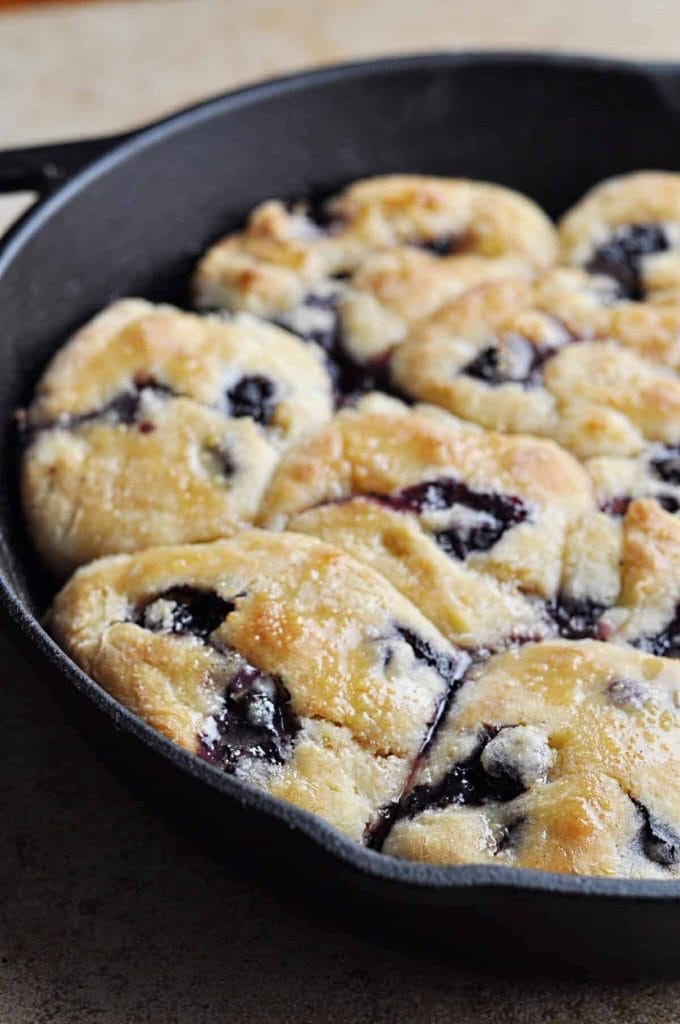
top-left (3, 53), bottom-right (680, 975)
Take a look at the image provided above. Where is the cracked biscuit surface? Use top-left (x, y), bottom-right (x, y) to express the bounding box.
top-left (259, 396), bottom-right (593, 647)
top-left (49, 531), bottom-right (469, 842)
top-left (21, 300), bottom-right (333, 573)
top-left (555, 498), bottom-right (680, 654)
top-left (384, 639), bottom-right (680, 877)
top-left (193, 175), bottom-right (556, 380)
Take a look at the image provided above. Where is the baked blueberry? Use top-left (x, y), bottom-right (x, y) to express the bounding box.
top-left (462, 336), bottom-right (555, 388)
top-left (547, 594), bottom-right (607, 640)
top-left (633, 799), bottom-right (680, 868)
top-left (585, 223), bottom-right (669, 300)
top-left (198, 666), bottom-right (299, 770)
top-left (137, 585), bottom-right (236, 639)
top-left (416, 234), bottom-right (460, 257)
top-left (368, 477), bottom-right (531, 560)
top-left (224, 374), bottom-right (278, 425)
top-left (650, 445), bottom-right (680, 486)
top-left (399, 726), bottom-right (529, 822)
top-left (587, 448), bottom-right (680, 521)
top-left (632, 607), bottom-right (680, 659)
top-left (277, 288), bottom-right (407, 398)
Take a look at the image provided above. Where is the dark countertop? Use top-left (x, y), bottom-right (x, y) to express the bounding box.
top-left (2, 626), bottom-right (680, 1023)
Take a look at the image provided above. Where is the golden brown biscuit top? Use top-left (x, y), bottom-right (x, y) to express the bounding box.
top-left (259, 397), bottom-right (594, 602)
top-left (597, 498), bottom-right (680, 653)
top-left (328, 175), bottom-right (557, 263)
top-left (27, 299), bottom-right (332, 444)
top-left (50, 531), bottom-right (465, 761)
top-left (391, 270), bottom-right (680, 460)
top-left (259, 396), bottom-right (592, 526)
top-left (193, 175), bottom-right (557, 369)
top-left (20, 300), bottom-right (336, 573)
top-left (385, 638), bottom-right (680, 876)
top-left (401, 265), bottom-right (680, 370)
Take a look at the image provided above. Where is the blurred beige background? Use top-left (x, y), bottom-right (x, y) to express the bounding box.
top-left (3, 0), bottom-right (680, 143)
top-left (3, 2), bottom-right (680, 1022)
top-left (0, 0), bottom-right (679, 232)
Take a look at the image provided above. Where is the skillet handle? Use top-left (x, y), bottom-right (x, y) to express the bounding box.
top-left (0, 133), bottom-right (130, 195)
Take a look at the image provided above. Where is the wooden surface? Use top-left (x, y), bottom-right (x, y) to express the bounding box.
top-left (2, 2), bottom-right (680, 1020)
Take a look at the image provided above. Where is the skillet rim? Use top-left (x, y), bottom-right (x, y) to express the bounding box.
top-left (3, 49), bottom-right (680, 903)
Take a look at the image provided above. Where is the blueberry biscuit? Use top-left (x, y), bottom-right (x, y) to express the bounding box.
top-left (49, 531), bottom-right (469, 842)
top-left (193, 175), bottom-right (556, 386)
top-left (258, 396), bottom-right (593, 647)
top-left (384, 638), bottom-right (680, 877)
top-left (597, 499), bottom-right (680, 656)
top-left (553, 496), bottom-right (680, 649)
top-left (586, 444), bottom-right (680, 517)
top-left (559, 171), bottom-right (680, 304)
top-left (21, 300), bottom-right (333, 573)
top-left (391, 276), bottom-right (680, 459)
top-left (532, 266), bottom-right (680, 370)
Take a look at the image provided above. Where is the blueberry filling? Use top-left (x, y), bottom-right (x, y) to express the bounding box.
top-left (38, 379), bottom-right (177, 434)
top-left (400, 725), bottom-right (527, 819)
top-left (277, 290), bottom-right (407, 401)
top-left (599, 495), bottom-right (633, 517)
top-left (632, 605), bottom-right (680, 659)
top-left (340, 352), bottom-right (405, 401)
top-left (198, 666), bottom-right (299, 771)
top-left (390, 627), bottom-right (472, 758)
top-left (277, 291), bottom-right (346, 390)
top-left (463, 335), bottom-right (555, 388)
top-left (632, 798), bottom-right (680, 868)
top-left (392, 624), bottom-right (471, 685)
top-left (366, 626), bottom-right (472, 850)
top-left (364, 800), bottom-right (401, 849)
top-left (135, 584), bottom-right (299, 770)
top-left (367, 477), bottom-right (530, 559)
top-left (600, 494), bottom-right (680, 516)
top-left (659, 494), bottom-right (680, 514)
top-left (585, 223), bottom-right (669, 301)
top-left (547, 594), bottom-right (607, 640)
top-left (225, 375), bottom-right (277, 426)
top-left (288, 292), bottom-right (343, 357)
top-left (415, 233), bottom-right (460, 257)
top-left (650, 445), bottom-right (680, 486)
top-left (203, 443), bottom-right (237, 480)
top-left (136, 585), bottom-right (235, 639)
top-left (495, 815), bottom-right (527, 854)
top-left (607, 678), bottom-right (649, 711)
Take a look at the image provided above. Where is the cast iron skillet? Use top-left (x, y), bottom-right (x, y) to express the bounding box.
top-left (2, 52), bottom-right (680, 978)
